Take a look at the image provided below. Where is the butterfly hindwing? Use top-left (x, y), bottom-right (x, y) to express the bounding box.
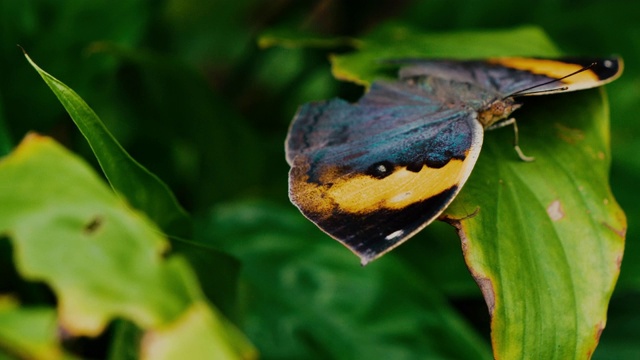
top-left (287, 80), bottom-right (484, 264)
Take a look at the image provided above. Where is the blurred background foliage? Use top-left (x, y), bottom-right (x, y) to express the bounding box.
top-left (0, 0), bottom-right (638, 358)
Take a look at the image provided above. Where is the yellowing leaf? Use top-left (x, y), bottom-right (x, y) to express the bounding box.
top-left (0, 135), bottom-right (254, 358)
top-left (0, 298), bottom-right (70, 360)
top-left (0, 134), bottom-right (190, 335)
top-left (141, 302), bottom-right (257, 360)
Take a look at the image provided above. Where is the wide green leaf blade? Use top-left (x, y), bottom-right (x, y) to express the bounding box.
top-left (445, 89), bottom-right (625, 359)
top-left (22, 51), bottom-right (190, 237)
top-left (0, 135), bottom-right (255, 359)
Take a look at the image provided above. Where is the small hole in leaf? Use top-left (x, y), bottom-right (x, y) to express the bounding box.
top-left (83, 216), bottom-right (103, 235)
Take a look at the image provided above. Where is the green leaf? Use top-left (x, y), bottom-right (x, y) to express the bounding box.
top-left (0, 298), bottom-right (75, 360)
top-left (140, 302), bottom-right (254, 360)
top-left (200, 201), bottom-right (492, 360)
top-left (0, 135), bottom-right (255, 358)
top-left (107, 320), bottom-right (141, 360)
top-left (22, 46), bottom-right (244, 325)
top-left (0, 134), bottom-right (188, 334)
top-left (270, 25), bottom-right (626, 358)
top-left (22, 51), bottom-right (191, 238)
top-left (446, 89), bottom-right (625, 359)
top-left (331, 24), bottom-right (561, 86)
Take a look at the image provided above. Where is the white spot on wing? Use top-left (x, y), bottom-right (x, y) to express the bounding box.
top-left (390, 191), bottom-right (412, 203)
top-left (603, 59), bottom-right (613, 68)
top-left (385, 229), bottom-right (404, 241)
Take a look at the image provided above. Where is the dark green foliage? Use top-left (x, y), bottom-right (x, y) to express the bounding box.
top-left (0, 1), bottom-right (638, 359)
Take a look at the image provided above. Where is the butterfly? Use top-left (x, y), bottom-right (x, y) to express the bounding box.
top-left (285, 57), bottom-right (623, 265)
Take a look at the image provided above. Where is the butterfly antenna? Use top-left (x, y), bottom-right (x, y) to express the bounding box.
top-left (504, 62), bottom-right (597, 98)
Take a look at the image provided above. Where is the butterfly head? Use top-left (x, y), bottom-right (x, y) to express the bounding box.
top-left (478, 98), bottom-right (521, 128)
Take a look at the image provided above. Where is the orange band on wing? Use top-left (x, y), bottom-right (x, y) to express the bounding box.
top-left (488, 58), bottom-right (599, 84)
top-left (291, 158), bottom-right (467, 215)
top-left (328, 160), bottom-right (466, 212)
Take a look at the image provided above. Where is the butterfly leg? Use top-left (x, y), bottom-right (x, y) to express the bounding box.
top-left (486, 118), bottom-right (535, 162)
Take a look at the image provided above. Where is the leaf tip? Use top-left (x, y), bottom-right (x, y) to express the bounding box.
top-left (22, 132), bottom-right (47, 143)
top-left (20, 46), bottom-right (42, 72)
top-left (2, 133), bottom-right (50, 166)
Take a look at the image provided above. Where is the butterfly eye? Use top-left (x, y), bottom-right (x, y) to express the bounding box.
top-left (491, 101), bottom-right (506, 115)
top-left (367, 161), bottom-right (394, 179)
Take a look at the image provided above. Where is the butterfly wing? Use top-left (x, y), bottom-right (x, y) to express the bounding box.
top-left (287, 56), bottom-right (622, 264)
top-left (286, 80), bottom-right (484, 264)
top-left (396, 57), bottom-right (622, 96)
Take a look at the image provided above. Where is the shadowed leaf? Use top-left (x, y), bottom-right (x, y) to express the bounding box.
top-left (23, 51), bottom-right (191, 238)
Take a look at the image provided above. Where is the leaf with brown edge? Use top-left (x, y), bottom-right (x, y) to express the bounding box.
top-left (444, 89), bottom-right (626, 358)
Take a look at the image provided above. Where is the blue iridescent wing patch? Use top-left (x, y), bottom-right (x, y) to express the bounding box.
top-left (286, 57), bottom-right (623, 265)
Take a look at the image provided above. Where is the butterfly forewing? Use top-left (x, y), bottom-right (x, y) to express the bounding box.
top-left (287, 80), bottom-right (484, 264)
top-left (397, 57), bottom-right (623, 96)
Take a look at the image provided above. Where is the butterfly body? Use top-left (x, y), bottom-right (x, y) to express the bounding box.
top-left (286, 57), bottom-right (622, 264)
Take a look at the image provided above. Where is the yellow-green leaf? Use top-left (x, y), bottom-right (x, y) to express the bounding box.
top-left (0, 135), bottom-right (254, 358)
top-left (0, 298), bottom-right (74, 360)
